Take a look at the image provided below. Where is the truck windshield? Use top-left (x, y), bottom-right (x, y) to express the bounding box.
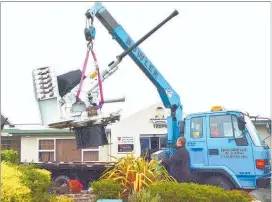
top-left (245, 115), bottom-right (263, 147)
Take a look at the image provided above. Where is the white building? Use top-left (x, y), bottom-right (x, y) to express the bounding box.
top-left (109, 103), bottom-right (172, 160)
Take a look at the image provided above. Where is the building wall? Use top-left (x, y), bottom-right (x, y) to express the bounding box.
top-left (110, 103), bottom-right (168, 160)
top-left (21, 136), bottom-right (37, 162)
top-left (21, 135), bottom-right (109, 163)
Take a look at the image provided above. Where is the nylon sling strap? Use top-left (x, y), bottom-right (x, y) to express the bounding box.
top-left (76, 48), bottom-right (90, 103)
top-left (90, 48), bottom-right (104, 110)
top-left (76, 46), bottom-right (104, 110)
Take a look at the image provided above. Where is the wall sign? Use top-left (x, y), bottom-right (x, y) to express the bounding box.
top-left (117, 137), bottom-right (134, 144)
top-left (118, 144), bottom-right (134, 153)
top-left (117, 137), bottom-right (134, 153)
top-left (152, 120), bottom-right (167, 128)
top-left (150, 106), bottom-right (167, 129)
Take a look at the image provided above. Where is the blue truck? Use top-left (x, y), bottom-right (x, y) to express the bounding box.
top-left (179, 107), bottom-right (271, 190)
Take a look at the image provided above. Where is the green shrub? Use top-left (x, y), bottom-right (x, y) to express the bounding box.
top-left (1, 162), bottom-right (32, 202)
top-left (1, 150), bottom-right (19, 164)
top-left (148, 182), bottom-right (253, 202)
top-left (91, 179), bottom-right (123, 200)
top-left (19, 163), bottom-right (52, 202)
top-left (128, 188), bottom-right (162, 202)
top-left (226, 190), bottom-right (254, 202)
top-left (149, 181), bottom-right (182, 202)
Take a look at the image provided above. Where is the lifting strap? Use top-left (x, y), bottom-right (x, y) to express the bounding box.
top-left (76, 45), bottom-right (104, 110)
top-left (76, 48), bottom-right (90, 103)
top-left (90, 48), bottom-right (104, 110)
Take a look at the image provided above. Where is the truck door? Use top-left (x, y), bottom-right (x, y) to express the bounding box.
top-left (206, 113), bottom-right (255, 188)
top-left (186, 116), bottom-right (208, 168)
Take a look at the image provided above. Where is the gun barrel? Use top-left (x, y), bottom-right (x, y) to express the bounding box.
top-left (117, 10), bottom-right (179, 61)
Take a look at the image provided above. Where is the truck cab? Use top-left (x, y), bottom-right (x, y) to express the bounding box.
top-left (185, 106), bottom-right (271, 190)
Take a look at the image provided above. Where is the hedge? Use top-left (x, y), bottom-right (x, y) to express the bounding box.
top-left (148, 181), bottom-right (253, 202)
top-left (1, 161), bottom-right (54, 202)
top-left (19, 163), bottom-right (52, 202)
top-left (1, 162), bottom-right (32, 202)
top-left (91, 179), bottom-right (123, 200)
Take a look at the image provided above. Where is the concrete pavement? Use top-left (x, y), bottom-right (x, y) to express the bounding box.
top-left (250, 188), bottom-right (271, 202)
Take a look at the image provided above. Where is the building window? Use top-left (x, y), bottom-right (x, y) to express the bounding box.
top-left (160, 137), bottom-right (167, 148)
top-left (38, 139), bottom-right (55, 162)
top-left (1, 139), bottom-right (11, 150)
top-left (140, 135), bottom-right (166, 156)
top-left (210, 115), bottom-right (234, 138)
top-left (82, 146), bottom-right (99, 161)
top-left (191, 117), bottom-right (203, 138)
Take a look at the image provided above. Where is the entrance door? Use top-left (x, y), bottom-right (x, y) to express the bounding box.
top-left (150, 137), bottom-right (159, 149)
top-left (140, 137), bottom-right (150, 156)
top-left (206, 113), bottom-right (255, 188)
top-left (56, 139), bottom-right (81, 162)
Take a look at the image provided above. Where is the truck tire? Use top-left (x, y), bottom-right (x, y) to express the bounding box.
top-left (54, 175), bottom-right (71, 187)
top-left (205, 176), bottom-right (233, 190)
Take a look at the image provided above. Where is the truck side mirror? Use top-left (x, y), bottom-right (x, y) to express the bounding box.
top-left (237, 116), bottom-right (246, 131)
top-left (179, 121), bottom-right (185, 133)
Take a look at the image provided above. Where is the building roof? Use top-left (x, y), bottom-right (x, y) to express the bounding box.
top-left (251, 118), bottom-right (271, 126)
top-left (121, 102), bottom-right (188, 121)
top-left (1, 113), bottom-right (13, 126)
top-left (1, 122), bottom-right (112, 136)
top-left (1, 126), bottom-right (73, 136)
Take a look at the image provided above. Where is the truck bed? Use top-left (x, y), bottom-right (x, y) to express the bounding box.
top-left (28, 161), bottom-right (116, 189)
top-left (34, 161), bottom-right (115, 171)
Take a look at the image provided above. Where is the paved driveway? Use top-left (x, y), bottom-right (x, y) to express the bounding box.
top-left (250, 188), bottom-right (271, 202)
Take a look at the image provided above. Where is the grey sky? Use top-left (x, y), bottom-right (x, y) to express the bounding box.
top-left (1, 2), bottom-right (270, 124)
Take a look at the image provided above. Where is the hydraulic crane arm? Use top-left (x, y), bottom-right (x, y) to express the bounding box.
top-left (86, 2), bottom-right (183, 152)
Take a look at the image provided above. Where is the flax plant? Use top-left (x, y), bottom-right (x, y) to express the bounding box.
top-left (100, 153), bottom-right (175, 197)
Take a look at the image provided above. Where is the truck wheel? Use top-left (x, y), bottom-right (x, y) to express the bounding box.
top-left (205, 176), bottom-right (233, 190)
top-left (54, 175), bottom-right (71, 187)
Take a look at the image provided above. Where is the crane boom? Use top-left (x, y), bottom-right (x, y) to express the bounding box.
top-left (86, 2), bottom-right (182, 153)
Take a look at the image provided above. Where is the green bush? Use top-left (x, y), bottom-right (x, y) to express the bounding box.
top-left (226, 190), bottom-right (254, 202)
top-left (91, 179), bottom-right (123, 200)
top-left (149, 181), bottom-right (182, 202)
top-left (1, 150), bottom-right (19, 164)
top-left (128, 188), bottom-right (161, 202)
top-left (19, 163), bottom-right (52, 202)
top-left (1, 162), bottom-right (32, 202)
top-left (148, 182), bottom-right (253, 202)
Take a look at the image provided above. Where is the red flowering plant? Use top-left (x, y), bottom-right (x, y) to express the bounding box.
top-left (68, 179), bottom-right (83, 193)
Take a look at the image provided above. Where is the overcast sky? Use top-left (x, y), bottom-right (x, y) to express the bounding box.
top-left (1, 2), bottom-right (270, 124)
